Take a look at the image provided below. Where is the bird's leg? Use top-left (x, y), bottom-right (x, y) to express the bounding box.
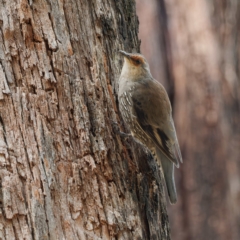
top-left (111, 121), bottom-right (133, 148)
top-left (111, 120), bottom-right (127, 137)
top-left (119, 131), bottom-right (132, 139)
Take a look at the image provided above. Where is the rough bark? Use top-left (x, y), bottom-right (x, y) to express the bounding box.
top-left (0, 0), bottom-right (171, 239)
top-left (137, 0), bottom-right (240, 239)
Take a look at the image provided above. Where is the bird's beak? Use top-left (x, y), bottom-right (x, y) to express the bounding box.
top-left (119, 50), bottom-right (131, 59)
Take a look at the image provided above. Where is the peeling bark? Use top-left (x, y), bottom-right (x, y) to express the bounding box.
top-left (0, 0), bottom-right (170, 239)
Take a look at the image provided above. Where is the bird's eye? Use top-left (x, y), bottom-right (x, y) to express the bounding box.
top-left (135, 60), bottom-right (141, 64)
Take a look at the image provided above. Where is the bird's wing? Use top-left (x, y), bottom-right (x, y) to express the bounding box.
top-left (132, 112), bottom-right (181, 167)
top-left (132, 79), bottom-right (182, 167)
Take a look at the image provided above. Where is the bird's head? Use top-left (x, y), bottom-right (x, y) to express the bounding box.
top-left (119, 50), bottom-right (152, 80)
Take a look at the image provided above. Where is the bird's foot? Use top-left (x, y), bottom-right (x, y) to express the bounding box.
top-left (111, 121), bottom-right (133, 148)
top-left (119, 131), bottom-right (132, 139)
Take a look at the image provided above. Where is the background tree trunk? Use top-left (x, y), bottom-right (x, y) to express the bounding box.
top-left (137, 0), bottom-right (240, 240)
top-left (0, 0), bottom-right (171, 239)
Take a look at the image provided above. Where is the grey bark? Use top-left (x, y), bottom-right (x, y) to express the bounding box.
top-left (0, 0), bottom-right (171, 239)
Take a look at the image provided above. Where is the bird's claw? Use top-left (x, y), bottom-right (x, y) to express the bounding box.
top-left (111, 120), bottom-right (132, 148)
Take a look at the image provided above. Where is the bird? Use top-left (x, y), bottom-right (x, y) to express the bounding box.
top-left (118, 50), bottom-right (182, 204)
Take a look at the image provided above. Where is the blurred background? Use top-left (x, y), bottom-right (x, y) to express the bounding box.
top-left (136, 0), bottom-right (240, 240)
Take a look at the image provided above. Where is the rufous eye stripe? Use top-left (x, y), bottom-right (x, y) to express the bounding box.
top-left (130, 55), bottom-right (144, 64)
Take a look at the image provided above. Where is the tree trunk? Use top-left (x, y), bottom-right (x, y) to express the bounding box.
top-left (137, 0), bottom-right (240, 239)
top-left (0, 0), bottom-right (171, 239)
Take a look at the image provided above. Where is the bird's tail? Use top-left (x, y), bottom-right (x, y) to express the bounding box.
top-left (156, 148), bottom-right (177, 204)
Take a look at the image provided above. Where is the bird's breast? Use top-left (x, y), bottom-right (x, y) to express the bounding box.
top-left (119, 89), bottom-right (151, 147)
top-left (119, 90), bottom-right (133, 126)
